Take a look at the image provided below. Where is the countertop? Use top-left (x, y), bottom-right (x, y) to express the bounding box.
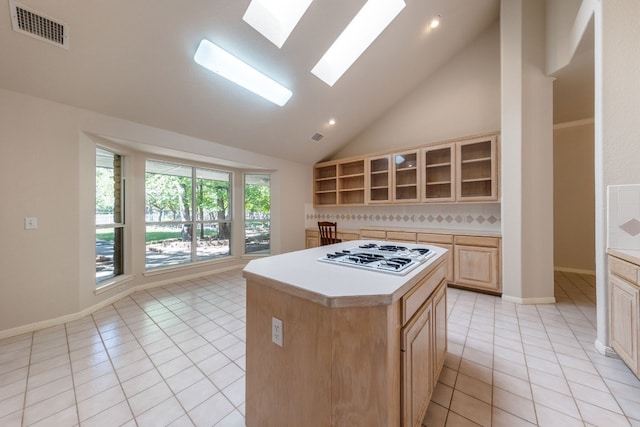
top-left (242, 240), bottom-right (447, 308)
top-left (608, 248), bottom-right (640, 265)
top-left (305, 226), bottom-right (501, 237)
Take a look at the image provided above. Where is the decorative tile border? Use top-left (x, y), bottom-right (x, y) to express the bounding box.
top-left (306, 212), bottom-right (499, 225)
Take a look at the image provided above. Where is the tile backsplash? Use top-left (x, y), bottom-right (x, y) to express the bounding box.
top-left (306, 203), bottom-right (501, 233)
top-left (608, 184), bottom-right (640, 250)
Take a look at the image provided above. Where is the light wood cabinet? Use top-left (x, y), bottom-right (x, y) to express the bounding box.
top-left (454, 235), bottom-right (501, 293)
top-left (313, 133), bottom-right (499, 206)
top-left (418, 233), bottom-right (454, 283)
top-left (423, 143), bottom-right (455, 202)
top-left (609, 254), bottom-right (640, 377)
top-left (305, 229), bottom-right (360, 248)
top-left (338, 159), bottom-right (365, 205)
top-left (432, 282), bottom-right (447, 383)
top-left (314, 163), bottom-right (338, 206)
top-left (245, 250), bottom-right (447, 427)
top-left (456, 136), bottom-right (498, 201)
top-left (367, 155), bottom-right (392, 204)
top-left (400, 270), bottom-right (447, 427)
top-left (401, 296), bottom-right (433, 427)
top-left (314, 159), bottom-right (365, 206)
top-left (306, 230), bottom-right (319, 248)
top-left (393, 150), bottom-right (421, 203)
top-left (307, 227), bottom-right (501, 293)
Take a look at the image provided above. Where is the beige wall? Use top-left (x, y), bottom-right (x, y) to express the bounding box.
top-left (333, 22), bottom-right (500, 159)
top-left (553, 121), bottom-right (595, 273)
top-left (0, 88), bottom-right (310, 334)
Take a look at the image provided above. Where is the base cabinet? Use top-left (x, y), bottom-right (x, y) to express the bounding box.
top-left (400, 276), bottom-right (447, 427)
top-left (609, 254), bottom-right (640, 377)
top-left (306, 228), bottom-right (501, 294)
top-left (453, 236), bottom-right (500, 293)
top-left (401, 300), bottom-right (433, 427)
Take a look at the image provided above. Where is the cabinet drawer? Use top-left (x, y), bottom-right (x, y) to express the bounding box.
top-left (360, 229), bottom-right (386, 240)
top-left (417, 233), bottom-right (454, 245)
top-left (338, 232), bottom-right (360, 241)
top-left (387, 231), bottom-right (417, 242)
top-left (454, 235), bottom-right (499, 248)
top-left (402, 260), bottom-right (447, 325)
top-left (610, 256), bottom-right (639, 284)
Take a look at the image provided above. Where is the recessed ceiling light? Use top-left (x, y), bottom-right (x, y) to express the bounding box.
top-left (311, 0), bottom-right (406, 87)
top-left (328, 118), bottom-right (336, 126)
top-left (194, 39), bottom-right (292, 107)
top-left (430, 15), bottom-right (441, 29)
top-left (243, 0), bottom-right (314, 48)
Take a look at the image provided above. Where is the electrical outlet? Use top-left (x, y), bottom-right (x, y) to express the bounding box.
top-left (272, 317), bottom-right (283, 347)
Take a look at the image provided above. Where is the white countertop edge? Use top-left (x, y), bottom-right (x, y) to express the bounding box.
top-left (242, 240), bottom-right (448, 308)
top-left (608, 248), bottom-right (640, 265)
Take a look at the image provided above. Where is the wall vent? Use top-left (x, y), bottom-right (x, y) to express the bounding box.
top-left (9, 1), bottom-right (69, 49)
top-left (310, 133), bottom-right (324, 142)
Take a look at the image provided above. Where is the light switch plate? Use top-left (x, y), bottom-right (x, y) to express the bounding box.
top-left (25, 217), bottom-right (38, 230)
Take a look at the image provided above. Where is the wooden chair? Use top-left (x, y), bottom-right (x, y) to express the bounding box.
top-left (318, 221), bottom-right (341, 246)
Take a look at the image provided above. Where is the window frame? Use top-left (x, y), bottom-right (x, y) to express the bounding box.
top-left (244, 173), bottom-right (271, 255)
top-left (95, 146), bottom-right (126, 284)
top-left (144, 159), bottom-right (233, 270)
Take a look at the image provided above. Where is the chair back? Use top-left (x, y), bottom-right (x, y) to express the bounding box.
top-left (318, 222), bottom-right (339, 246)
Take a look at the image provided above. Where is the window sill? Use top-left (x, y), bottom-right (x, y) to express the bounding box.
top-left (143, 256), bottom-right (238, 278)
top-left (95, 274), bottom-right (134, 295)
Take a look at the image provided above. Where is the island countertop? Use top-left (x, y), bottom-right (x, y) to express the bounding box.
top-left (242, 240), bottom-right (447, 308)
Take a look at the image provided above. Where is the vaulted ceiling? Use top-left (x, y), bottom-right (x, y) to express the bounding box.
top-left (0, 1), bottom-right (592, 165)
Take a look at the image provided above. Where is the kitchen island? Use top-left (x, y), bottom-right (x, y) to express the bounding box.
top-left (242, 241), bottom-right (448, 427)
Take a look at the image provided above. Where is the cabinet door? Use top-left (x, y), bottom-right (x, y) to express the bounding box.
top-left (422, 144), bottom-right (455, 202)
top-left (432, 281), bottom-right (447, 385)
top-left (456, 137), bottom-right (498, 201)
top-left (401, 301), bottom-right (433, 427)
top-left (610, 274), bottom-right (639, 374)
top-left (454, 245), bottom-right (500, 292)
top-left (305, 230), bottom-right (319, 248)
top-left (366, 155), bottom-right (391, 204)
top-left (393, 150), bottom-right (420, 203)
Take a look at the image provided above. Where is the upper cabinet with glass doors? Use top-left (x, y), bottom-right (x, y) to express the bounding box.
top-left (313, 134), bottom-right (499, 206)
top-left (422, 143), bottom-right (455, 202)
top-left (366, 155), bottom-right (391, 204)
top-left (393, 150), bottom-right (420, 203)
top-left (456, 136), bottom-right (498, 202)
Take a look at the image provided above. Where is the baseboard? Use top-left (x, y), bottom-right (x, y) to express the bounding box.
top-left (501, 295), bottom-right (557, 305)
top-left (554, 266), bottom-right (596, 275)
top-left (0, 264), bottom-right (246, 340)
top-left (594, 339), bottom-right (618, 358)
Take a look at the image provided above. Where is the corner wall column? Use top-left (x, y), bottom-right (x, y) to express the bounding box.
top-left (500, 0), bottom-right (555, 303)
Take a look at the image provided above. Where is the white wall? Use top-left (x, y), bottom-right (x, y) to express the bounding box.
top-left (0, 88), bottom-right (310, 334)
top-left (333, 23), bottom-right (500, 159)
top-left (315, 23), bottom-right (502, 235)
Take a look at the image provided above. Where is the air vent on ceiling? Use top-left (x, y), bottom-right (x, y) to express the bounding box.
top-left (310, 133), bottom-right (324, 143)
top-left (9, 1), bottom-right (69, 49)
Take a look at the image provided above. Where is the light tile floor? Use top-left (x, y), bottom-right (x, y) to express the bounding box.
top-left (425, 271), bottom-right (640, 427)
top-left (0, 269), bottom-right (639, 426)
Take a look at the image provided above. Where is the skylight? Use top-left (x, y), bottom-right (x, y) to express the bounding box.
top-left (311, 0), bottom-right (405, 87)
top-left (243, 0), bottom-right (314, 48)
top-left (194, 39), bottom-right (292, 107)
